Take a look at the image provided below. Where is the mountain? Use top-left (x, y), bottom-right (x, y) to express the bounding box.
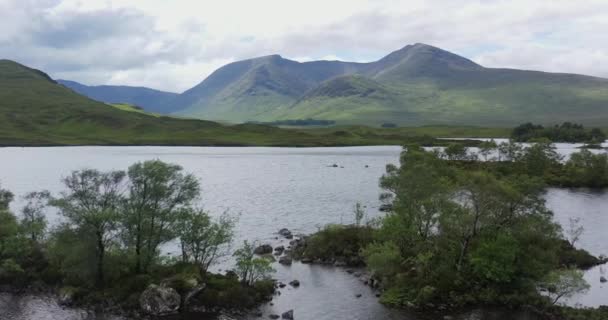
top-left (173, 43), bottom-right (608, 126)
top-left (172, 55), bottom-right (365, 121)
top-left (0, 59), bottom-right (383, 146)
top-left (57, 79), bottom-right (179, 114)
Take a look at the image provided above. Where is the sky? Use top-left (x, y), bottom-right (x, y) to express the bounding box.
top-left (1, 0), bottom-right (607, 93)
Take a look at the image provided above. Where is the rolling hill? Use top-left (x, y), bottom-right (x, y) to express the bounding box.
top-left (57, 80), bottom-right (180, 114)
top-left (0, 59), bottom-right (338, 146)
top-left (172, 43), bottom-right (608, 126)
top-left (2, 59), bottom-right (461, 146)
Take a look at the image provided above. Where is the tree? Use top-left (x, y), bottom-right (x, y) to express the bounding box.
top-left (353, 202), bottom-right (365, 226)
top-left (51, 169), bottom-right (125, 287)
top-left (20, 191), bottom-right (50, 243)
top-left (233, 241), bottom-right (274, 286)
top-left (176, 208), bottom-right (235, 276)
top-left (519, 140), bottom-right (562, 176)
top-left (497, 140), bottom-right (523, 162)
top-left (566, 217), bottom-right (584, 247)
top-left (479, 139), bottom-right (497, 161)
top-left (122, 160), bottom-right (200, 274)
top-left (541, 269), bottom-right (590, 305)
top-left (443, 144), bottom-right (469, 161)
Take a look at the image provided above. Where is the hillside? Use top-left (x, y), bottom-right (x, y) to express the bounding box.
top-left (2, 59), bottom-right (467, 146)
top-left (57, 80), bottom-right (180, 114)
top-left (173, 43), bottom-right (608, 126)
top-left (0, 60), bottom-right (327, 146)
top-left (172, 55), bottom-right (365, 121)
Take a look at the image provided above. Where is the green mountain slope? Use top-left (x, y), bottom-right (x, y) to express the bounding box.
top-left (173, 55), bottom-right (365, 121)
top-left (174, 43), bottom-right (608, 126)
top-left (0, 59), bottom-right (373, 146)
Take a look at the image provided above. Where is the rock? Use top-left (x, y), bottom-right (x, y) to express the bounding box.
top-left (279, 256), bottom-right (293, 266)
top-left (278, 282), bottom-right (287, 288)
top-left (274, 246), bottom-right (285, 254)
top-left (289, 280), bottom-right (300, 287)
top-left (601, 276), bottom-right (607, 283)
top-left (281, 310), bottom-right (294, 319)
top-left (269, 315), bottom-right (280, 319)
top-left (58, 287), bottom-right (76, 306)
top-left (329, 164), bottom-right (338, 168)
top-left (346, 269), bottom-right (354, 274)
top-left (355, 294), bottom-right (362, 298)
top-left (254, 244), bottom-right (273, 255)
top-left (218, 315), bottom-right (237, 320)
top-left (183, 283), bottom-right (207, 308)
top-left (139, 284), bottom-right (181, 316)
top-left (301, 258), bottom-right (312, 264)
top-left (379, 204), bottom-right (392, 212)
top-left (365, 165), bottom-right (369, 168)
top-left (334, 259), bottom-right (347, 267)
top-left (278, 228), bottom-right (292, 237)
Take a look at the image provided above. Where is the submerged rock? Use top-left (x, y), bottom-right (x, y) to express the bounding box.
top-left (139, 284), bottom-right (181, 316)
top-left (279, 256), bottom-right (293, 266)
top-left (254, 244), bottom-right (273, 255)
top-left (289, 280), bottom-right (300, 287)
top-left (282, 309), bottom-right (294, 319)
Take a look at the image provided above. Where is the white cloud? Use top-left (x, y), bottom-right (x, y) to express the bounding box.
top-left (1, 0), bottom-right (607, 92)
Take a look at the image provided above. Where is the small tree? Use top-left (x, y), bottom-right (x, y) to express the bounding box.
top-left (122, 160), bottom-right (200, 274)
top-left (353, 202), bottom-right (365, 226)
top-left (541, 269), bottom-right (590, 305)
top-left (20, 191), bottom-right (50, 243)
top-left (479, 139), bottom-right (497, 161)
top-left (443, 144), bottom-right (468, 161)
top-left (566, 217), bottom-right (584, 247)
top-left (52, 169), bottom-right (125, 287)
top-left (233, 241), bottom-right (274, 286)
top-left (176, 208), bottom-right (235, 276)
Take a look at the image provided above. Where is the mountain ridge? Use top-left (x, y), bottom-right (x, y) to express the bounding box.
top-left (56, 43), bottom-right (608, 126)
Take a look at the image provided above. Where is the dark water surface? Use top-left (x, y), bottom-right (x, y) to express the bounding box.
top-left (0, 146), bottom-right (605, 319)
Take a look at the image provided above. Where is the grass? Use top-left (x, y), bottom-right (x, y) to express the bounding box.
top-left (0, 59), bottom-right (513, 147)
top-left (170, 44), bottom-right (608, 127)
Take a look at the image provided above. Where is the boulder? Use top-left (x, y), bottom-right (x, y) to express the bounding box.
top-left (279, 256), bottom-right (293, 266)
top-left (254, 244), bottom-right (273, 255)
top-left (282, 309), bottom-right (294, 319)
top-left (601, 276), bottom-right (607, 283)
top-left (379, 204), bottom-right (392, 212)
top-left (269, 315), bottom-right (280, 319)
top-left (139, 284), bottom-right (181, 316)
top-left (355, 294), bottom-right (362, 298)
top-left (274, 246), bottom-right (285, 253)
top-left (58, 287), bottom-right (76, 306)
top-left (289, 280), bottom-right (300, 287)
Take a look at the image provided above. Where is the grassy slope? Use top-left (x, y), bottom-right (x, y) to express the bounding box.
top-left (174, 44), bottom-right (608, 127)
top-left (0, 59), bottom-right (507, 147)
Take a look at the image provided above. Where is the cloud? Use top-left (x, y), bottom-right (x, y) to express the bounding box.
top-left (1, 0), bottom-right (607, 92)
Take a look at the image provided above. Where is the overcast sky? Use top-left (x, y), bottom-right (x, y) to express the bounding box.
top-left (2, 0), bottom-right (607, 92)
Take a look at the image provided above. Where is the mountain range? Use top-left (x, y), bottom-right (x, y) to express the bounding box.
top-left (0, 59), bottom-right (363, 146)
top-left (59, 43), bottom-right (608, 126)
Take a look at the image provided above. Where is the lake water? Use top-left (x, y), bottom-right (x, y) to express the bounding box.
top-left (0, 146), bottom-right (606, 320)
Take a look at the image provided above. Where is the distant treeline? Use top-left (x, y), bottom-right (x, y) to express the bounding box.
top-left (512, 122), bottom-right (606, 143)
top-left (248, 119), bottom-right (336, 126)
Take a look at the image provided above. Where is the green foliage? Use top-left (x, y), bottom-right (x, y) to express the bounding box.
top-left (298, 225), bottom-right (373, 266)
top-left (122, 160), bottom-right (200, 274)
top-left (233, 241), bottom-right (275, 286)
top-left (369, 146), bottom-right (580, 309)
top-left (540, 269), bottom-right (590, 305)
top-left (20, 191), bottom-right (50, 243)
top-left (176, 208), bottom-right (235, 274)
top-left (512, 122), bottom-right (606, 143)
